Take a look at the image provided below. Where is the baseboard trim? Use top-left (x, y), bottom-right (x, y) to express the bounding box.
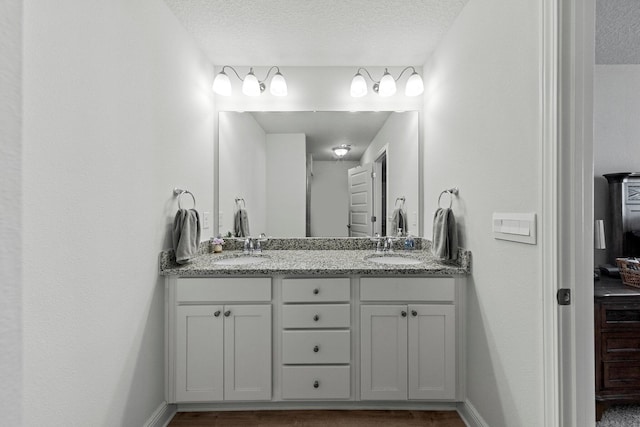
top-left (176, 401), bottom-right (460, 412)
top-left (457, 399), bottom-right (488, 427)
top-left (144, 401), bottom-right (177, 427)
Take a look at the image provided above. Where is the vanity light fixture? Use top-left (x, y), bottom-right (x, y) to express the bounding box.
top-left (350, 67), bottom-right (424, 98)
top-left (332, 144), bottom-right (351, 158)
top-left (213, 66), bottom-right (288, 97)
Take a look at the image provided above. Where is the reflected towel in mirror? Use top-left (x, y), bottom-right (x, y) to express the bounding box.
top-left (173, 209), bottom-right (201, 264)
top-left (391, 208), bottom-right (408, 235)
top-left (431, 207), bottom-right (458, 261)
top-left (234, 208), bottom-right (250, 237)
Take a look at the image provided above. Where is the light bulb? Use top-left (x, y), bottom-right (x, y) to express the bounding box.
top-left (270, 71), bottom-right (287, 96)
top-left (378, 70), bottom-right (396, 97)
top-left (405, 71), bottom-right (424, 96)
top-left (350, 72), bottom-right (368, 97)
top-left (212, 70), bottom-right (231, 96)
top-left (242, 70), bottom-right (261, 96)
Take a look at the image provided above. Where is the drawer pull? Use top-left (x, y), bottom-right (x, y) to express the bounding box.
top-left (401, 310), bottom-right (407, 318)
top-left (313, 314), bottom-right (320, 322)
top-left (313, 288), bottom-right (320, 295)
top-left (313, 345), bottom-right (319, 353)
top-left (411, 310), bottom-right (418, 317)
top-left (224, 310), bottom-right (231, 317)
top-left (214, 310), bottom-right (221, 317)
top-left (313, 380), bottom-right (320, 389)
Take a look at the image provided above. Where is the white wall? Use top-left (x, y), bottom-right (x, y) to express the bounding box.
top-left (22, 1), bottom-right (214, 426)
top-left (593, 65), bottom-right (640, 266)
top-left (362, 112), bottom-right (419, 235)
top-left (213, 67), bottom-right (425, 236)
top-left (218, 112), bottom-right (267, 236)
top-left (311, 160), bottom-right (359, 236)
top-left (266, 134), bottom-right (306, 236)
top-left (423, 0), bottom-right (542, 425)
top-left (0, 0), bottom-right (23, 425)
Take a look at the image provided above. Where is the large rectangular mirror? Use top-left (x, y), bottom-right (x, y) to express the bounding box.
top-left (217, 111), bottom-right (419, 238)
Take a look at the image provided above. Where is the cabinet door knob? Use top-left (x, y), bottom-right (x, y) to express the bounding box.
top-left (313, 345), bottom-right (319, 353)
top-left (313, 314), bottom-right (320, 322)
top-left (313, 288), bottom-right (320, 295)
top-left (224, 310), bottom-right (231, 317)
top-left (401, 311), bottom-right (407, 317)
top-left (313, 380), bottom-right (320, 389)
top-left (214, 310), bottom-right (221, 317)
top-left (411, 310), bottom-right (418, 317)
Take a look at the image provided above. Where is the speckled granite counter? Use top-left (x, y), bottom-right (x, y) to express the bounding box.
top-left (159, 238), bottom-right (470, 277)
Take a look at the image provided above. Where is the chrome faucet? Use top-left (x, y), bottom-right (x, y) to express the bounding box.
top-left (243, 233), bottom-right (268, 255)
top-left (371, 233), bottom-right (384, 253)
top-left (384, 237), bottom-right (395, 252)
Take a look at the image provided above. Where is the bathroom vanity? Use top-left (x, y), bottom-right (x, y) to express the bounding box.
top-left (160, 240), bottom-right (470, 411)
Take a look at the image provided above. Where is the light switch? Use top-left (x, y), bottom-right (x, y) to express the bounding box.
top-left (492, 213), bottom-right (536, 244)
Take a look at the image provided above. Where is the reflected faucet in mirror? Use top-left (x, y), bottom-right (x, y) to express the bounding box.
top-left (217, 111), bottom-right (419, 238)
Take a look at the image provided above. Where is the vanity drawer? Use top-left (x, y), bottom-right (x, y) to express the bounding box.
top-left (282, 304), bottom-right (350, 329)
top-left (176, 278), bottom-right (271, 302)
top-left (282, 366), bottom-right (350, 399)
top-left (282, 278), bottom-right (350, 303)
top-left (282, 330), bottom-right (350, 364)
top-left (360, 277), bottom-right (454, 302)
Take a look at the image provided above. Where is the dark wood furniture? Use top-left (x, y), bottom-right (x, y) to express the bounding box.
top-left (595, 275), bottom-right (640, 420)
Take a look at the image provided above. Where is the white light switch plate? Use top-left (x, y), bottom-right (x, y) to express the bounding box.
top-left (492, 212), bottom-right (537, 244)
top-left (202, 212), bottom-right (210, 229)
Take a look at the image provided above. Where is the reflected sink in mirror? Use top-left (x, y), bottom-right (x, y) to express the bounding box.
top-left (213, 255), bottom-right (270, 266)
top-left (365, 254), bottom-right (423, 265)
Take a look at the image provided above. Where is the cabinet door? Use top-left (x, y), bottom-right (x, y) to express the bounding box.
top-left (176, 305), bottom-right (224, 402)
top-left (224, 305), bottom-right (272, 400)
top-left (408, 304), bottom-right (456, 400)
top-left (360, 305), bottom-right (408, 400)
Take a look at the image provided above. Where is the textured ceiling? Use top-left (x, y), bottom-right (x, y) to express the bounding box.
top-left (163, 0), bottom-right (469, 66)
top-left (250, 111), bottom-right (392, 160)
top-left (596, 0), bottom-right (640, 64)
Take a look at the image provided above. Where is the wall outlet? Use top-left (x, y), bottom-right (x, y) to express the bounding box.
top-left (202, 211), bottom-right (210, 229)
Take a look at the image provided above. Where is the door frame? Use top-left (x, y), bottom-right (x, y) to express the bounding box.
top-left (545, 0), bottom-right (596, 425)
top-left (373, 145), bottom-right (389, 237)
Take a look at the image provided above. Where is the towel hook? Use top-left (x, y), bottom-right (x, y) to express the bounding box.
top-left (395, 197), bottom-right (406, 209)
top-left (235, 197), bottom-right (246, 209)
top-left (438, 187), bottom-right (458, 209)
top-left (174, 188), bottom-right (196, 210)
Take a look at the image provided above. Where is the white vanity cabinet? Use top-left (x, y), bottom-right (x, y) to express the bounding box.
top-left (169, 278), bottom-right (272, 403)
top-left (166, 273), bottom-right (465, 408)
top-left (360, 277), bottom-right (458, 401)
top-left (281, 278), bottom-right (351, 400)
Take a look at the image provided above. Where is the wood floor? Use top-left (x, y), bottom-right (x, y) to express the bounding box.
top-left (168, 410), bottom-right (466, 426)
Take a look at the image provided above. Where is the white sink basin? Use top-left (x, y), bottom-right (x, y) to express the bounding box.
top-left (214, 255), bottom-right (269, 266)
top-left (365, 255), bottom-right (422, 265)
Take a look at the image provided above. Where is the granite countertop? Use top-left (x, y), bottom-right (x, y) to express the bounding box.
top-left (159, 238), bottom-right (471, 277)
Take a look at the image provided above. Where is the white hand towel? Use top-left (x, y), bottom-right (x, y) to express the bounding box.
top-left (391, 208), bottom-right (408, 235)
top-left (173, 209), bottom-right (201, 264)
top-left (431, 208), bottom-right (458, 261)
top-left (234, 208), bottom-right (250, 237)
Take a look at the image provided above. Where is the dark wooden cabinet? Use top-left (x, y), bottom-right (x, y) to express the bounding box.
top-left (595, 277), bottom-right (640, 420)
